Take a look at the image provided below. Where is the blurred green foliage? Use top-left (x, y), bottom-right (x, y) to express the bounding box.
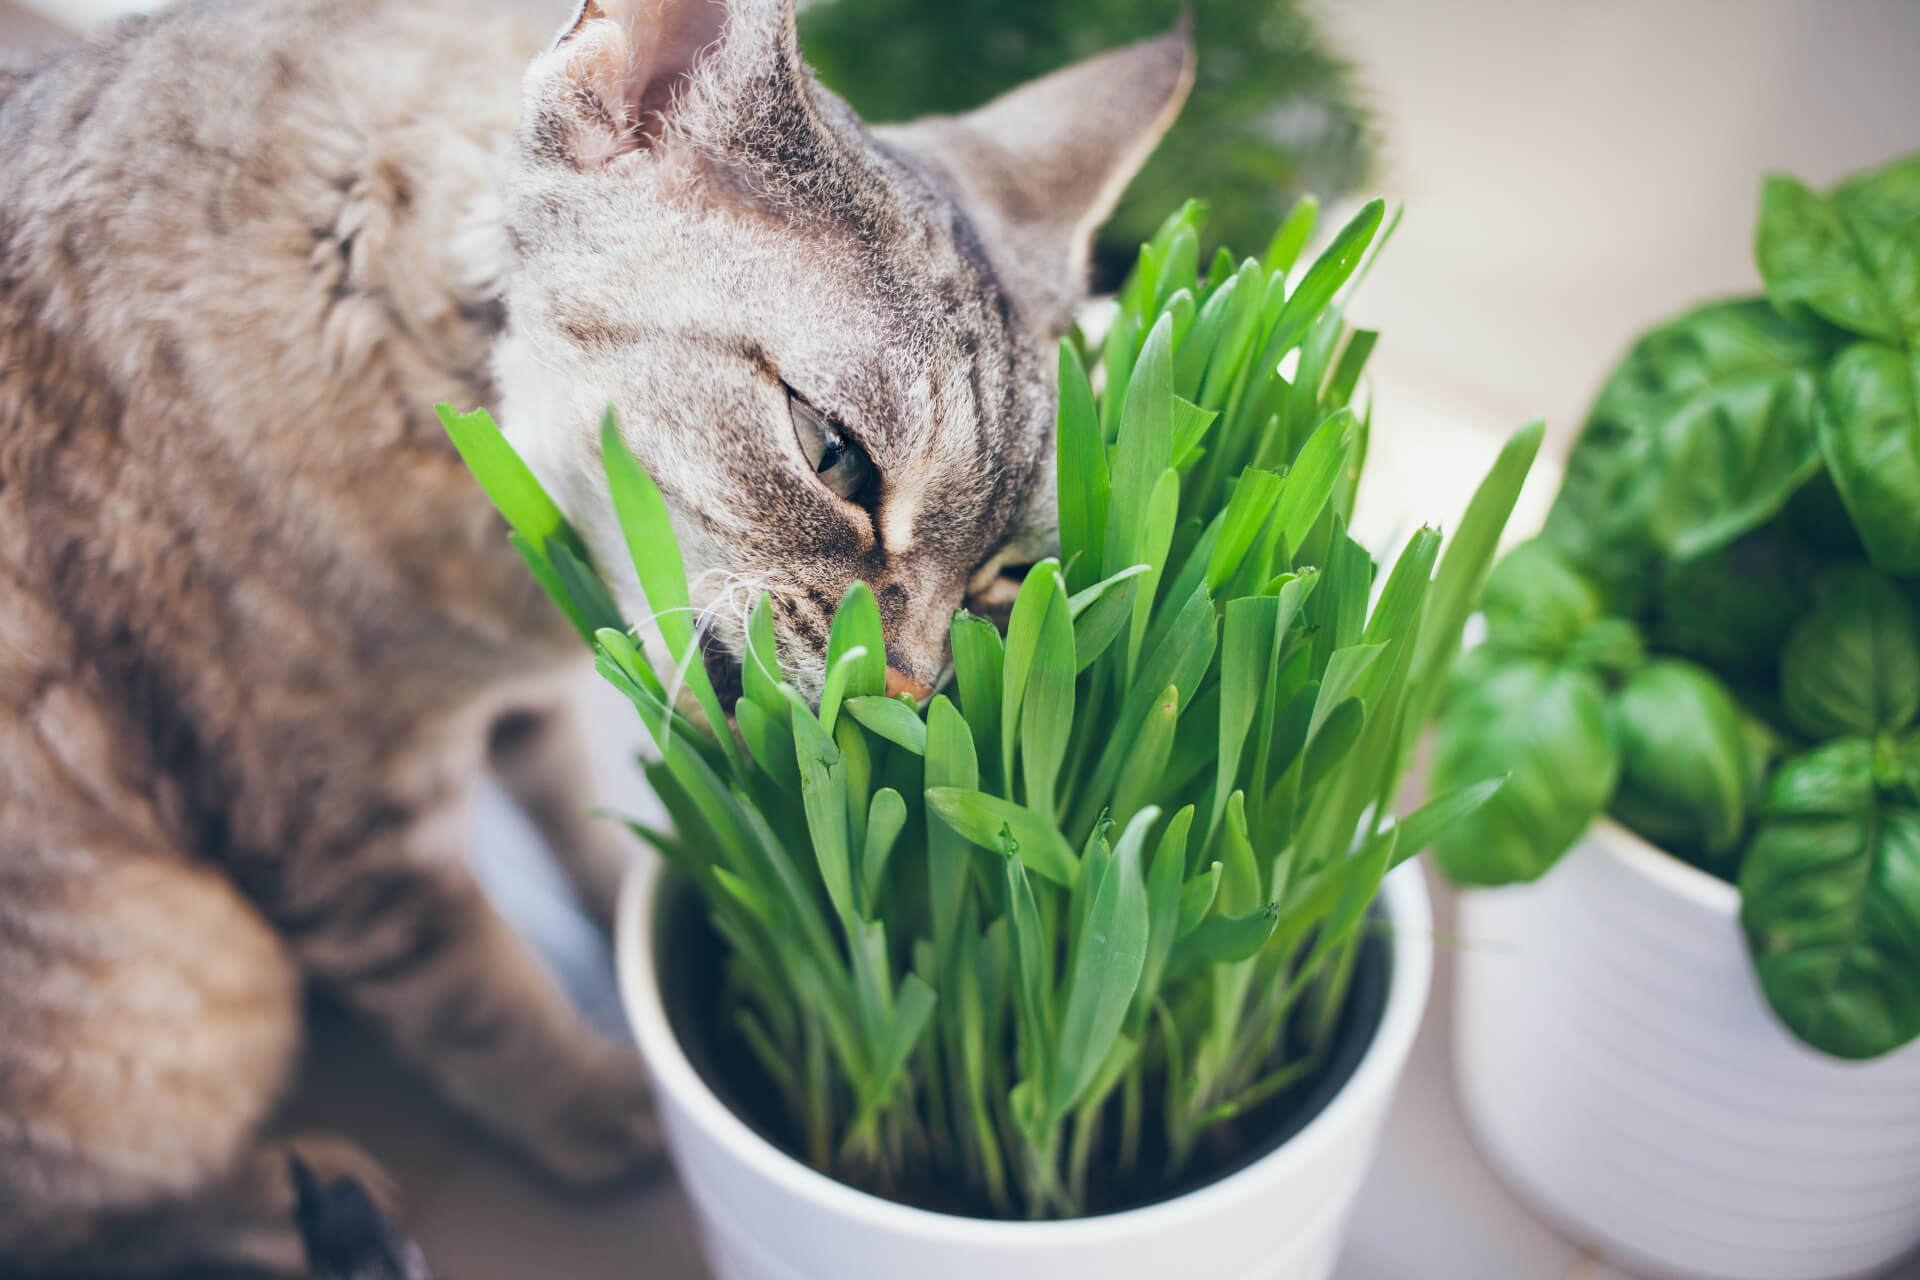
top-left (799, 0), bottom-right (1373, 284)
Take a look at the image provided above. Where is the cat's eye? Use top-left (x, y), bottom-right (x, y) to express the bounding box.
top-left (788, 390), bottom-right (873, 503)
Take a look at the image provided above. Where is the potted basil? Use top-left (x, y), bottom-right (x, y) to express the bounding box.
top-left (1432, 152), bottom-right (1920, 1280)
top-left (447, 199), bottom-right (1538, 1278)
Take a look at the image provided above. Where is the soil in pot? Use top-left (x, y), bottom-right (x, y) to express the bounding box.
top-left (654, 873), bottom-right (1392, 1221)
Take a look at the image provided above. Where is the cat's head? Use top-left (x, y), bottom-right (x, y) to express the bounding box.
top-left (495, 0), bottom-right (1192, 703)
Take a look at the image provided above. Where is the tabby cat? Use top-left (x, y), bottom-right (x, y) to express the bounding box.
top-left (0, 0), bottom-right (1190, 1272)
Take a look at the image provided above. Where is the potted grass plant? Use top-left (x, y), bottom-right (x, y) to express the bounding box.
top-left (445, 198), bottom-right (1539, 1279)
top-left (1430, 151), bottom-right (1920, 1280)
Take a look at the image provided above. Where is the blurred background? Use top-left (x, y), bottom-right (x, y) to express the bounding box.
top-left (5, 0), bottom-right (1917, 1275)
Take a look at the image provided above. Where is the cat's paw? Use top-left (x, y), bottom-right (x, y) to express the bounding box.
top-left (518, 1048), bottom-right (668, 1188)
top-left (278, 1133), bottom-right (398, 1219)
top-left (287, 1138), bottom-right (432, 1280)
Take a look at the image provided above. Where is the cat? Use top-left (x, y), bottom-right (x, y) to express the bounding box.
top-left (0, 0), bottom-right (1191, 1273)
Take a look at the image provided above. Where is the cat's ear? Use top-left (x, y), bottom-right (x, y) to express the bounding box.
top-left (536, 0), bottom-right (800, 163)
top-left (883, 25), bottom-right (1196, 323)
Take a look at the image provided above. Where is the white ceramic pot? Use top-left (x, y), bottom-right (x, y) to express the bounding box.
top-left (1454, 820), bottom-right (1920, 1280)
top-left (617, 856), bottom-right (1433, 1280)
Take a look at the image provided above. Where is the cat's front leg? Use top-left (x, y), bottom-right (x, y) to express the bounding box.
top-left (486, 694), bottom-right (639, 929)
top-left (278, 796), bottom-right (663, 1186)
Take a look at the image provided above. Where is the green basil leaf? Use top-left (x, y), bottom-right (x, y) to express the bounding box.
top-left (1478, 539), bottom-right (1602, 659)
top-left (1756, 166), bottom-right (1914, 346)
top-left (1781, 562), bottom-right (1920, 739)
top-left (1431, 656), bottom-right (1618, 885)
top-left (1608, 659), bottom-right (1755, 868)
top-left (1817, 341), bottom-right (1920, 573)
top-left (1543, 301), bottom-right (1829, 602)
top-left (1740, 739), bottom-right (1920, 1059)
top-left (1827, 153), bottom-right (1920, 340)
top-left (1653, 525), bottom-right (1814, 681)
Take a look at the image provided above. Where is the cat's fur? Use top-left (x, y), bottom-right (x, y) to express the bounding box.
top-left (0, 0), bottom-right (1190, 1273)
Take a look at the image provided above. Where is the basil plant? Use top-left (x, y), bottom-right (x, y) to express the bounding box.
top-left (446, 198), bottom-right (1540, 1216)
top-left (1430, 150), bottom-right (1920, 1062)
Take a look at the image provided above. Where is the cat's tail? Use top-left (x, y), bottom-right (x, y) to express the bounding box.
top-left (291, 1155), bottom-right (435, 1280)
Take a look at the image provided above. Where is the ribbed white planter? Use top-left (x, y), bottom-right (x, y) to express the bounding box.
top-left (1454, 820), bottom-right (1920, 1280)
top-left (617, 856), bottom-right (1432, 1280)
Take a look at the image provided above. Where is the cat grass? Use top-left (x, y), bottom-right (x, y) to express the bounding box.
top-left (442, 197), bottom-right (1541, 1219)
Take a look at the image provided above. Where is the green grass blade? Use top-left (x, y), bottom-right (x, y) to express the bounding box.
top-left (1273, 410), bottom-right (1355, 553)
top-left (1401, 420), bottom-right (1545, 768)
top-left (951, 612), bottom-right (1005, 790)
top-left (1126, 469), bottom-right (1182, 677)
top-left (925, 787), bottom-right (1078, 888)
top-left (1390, 775), bottom-right (1507, 868)
top-left (1263, 195), bottom-right (1320, 277)
top-left (1207, 470), bottom-right (1284, 591)
top-left (818, 645), bottom-right (871, 739)
top-left (924, 696), bottom-right (979, 965)
top-left (1135, 805), bottom-right (1195, 1025)
top-left (1178, 862), bottom-right (1223, 935)
top-left (1021, 587), bottom-right (1077, 820)
top-left (1103, 314), bottom-right (1177, 582)
top-left (600, 413), bottom-right (746, 777)
top-left (845, 695), bottom-right (928, 755)
top-left (1001, 563), bottom-right (1065, 795)
top-left (1213, 595), bottom-right (1281, 845)
top-left (861, 787), bottom-right (909, 910)
top-left (1310, 643), bottom-right (1387, 741)
top-left (1258, 198), bottom-right (1384, 370)
top-left (1164, 903), bottom-right (1280, 984)
top-left (735, 697), bottom-right (801, 795)
top-left (1057, 343), bottom-right (1109, 591)
top-left (853, 973), bottom-right (937, 1131)
top-left (1325, 329), bottom-right (1379, 409)
top-left (1111, 685), bottom-right (1179, 831)
top-left (743, 593), bottom-right (787, 720)
top-left (437, 404), bottom-right (571, 552)
top-left (1004, 853), bottom-right (1054, 1109)
top-left (792, 704), bottom-right (856, 926)
top-left (1049, 806), bottom-right (1155, 1122)
top-left (824, 583), bottom-right (887, 729)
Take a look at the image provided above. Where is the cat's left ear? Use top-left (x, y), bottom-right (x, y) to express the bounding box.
top-left (537, 0), bottom-right (801, 163)
top-left (881, 24), bottom-right (1196, 328)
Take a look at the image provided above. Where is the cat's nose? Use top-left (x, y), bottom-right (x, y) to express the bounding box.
top-left (885, 667), bottom-right (934, 703)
